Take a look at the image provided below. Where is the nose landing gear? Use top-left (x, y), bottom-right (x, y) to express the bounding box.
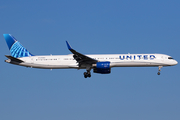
top-left (157, 66), bottom-right (163, 75)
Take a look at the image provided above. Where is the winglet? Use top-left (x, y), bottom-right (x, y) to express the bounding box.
top-left (66, 41), bottom-right (73, 50)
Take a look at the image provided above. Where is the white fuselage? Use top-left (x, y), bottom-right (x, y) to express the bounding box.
top-left (6, 54), bottom-right (178, 69)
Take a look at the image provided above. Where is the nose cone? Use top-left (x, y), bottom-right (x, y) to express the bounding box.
top-left (175, 60), bottom-right (178, 65)
top-left (173, 60), bottom-right (178, 65)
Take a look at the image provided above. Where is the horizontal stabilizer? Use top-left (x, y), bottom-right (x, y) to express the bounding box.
top-left (5, 55), bottom-right (24, 63)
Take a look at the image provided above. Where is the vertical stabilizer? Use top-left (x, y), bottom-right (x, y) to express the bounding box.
top-left (3, 34), bottom-right (34, 58)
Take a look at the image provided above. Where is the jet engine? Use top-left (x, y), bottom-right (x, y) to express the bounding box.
top-left (93, 62), bottom-right (111, 74)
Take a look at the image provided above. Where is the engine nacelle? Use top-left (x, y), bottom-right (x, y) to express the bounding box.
top-left (93, 62), bottom-right (111, 74)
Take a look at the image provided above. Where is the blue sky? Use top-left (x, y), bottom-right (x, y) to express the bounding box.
top-left (0, 0), bottom-right (180, 120)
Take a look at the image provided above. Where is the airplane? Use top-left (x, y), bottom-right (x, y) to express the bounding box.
top-left (3, 34), bottom-right (178, 78)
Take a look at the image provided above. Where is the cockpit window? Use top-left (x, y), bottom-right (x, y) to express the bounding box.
top-left (168, 57), bottom-right (174, 59)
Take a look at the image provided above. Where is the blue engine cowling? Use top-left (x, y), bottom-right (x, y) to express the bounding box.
top-left (93, 62), bottom-right (111, 74)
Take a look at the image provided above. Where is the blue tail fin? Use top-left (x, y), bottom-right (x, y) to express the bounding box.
top-left (3, 34), bottom-right (34, 58)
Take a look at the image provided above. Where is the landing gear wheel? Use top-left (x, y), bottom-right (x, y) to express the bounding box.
top-left (88, 74), bottom-right (91, 77)
top-left (84, 72), bottom-right (87, 76)
top-left (83, 72), bottom-right (91, 78)
top-left (157, 72), bottom-right (160, 75)
top-left (84, 72), bottom-right (87, 78)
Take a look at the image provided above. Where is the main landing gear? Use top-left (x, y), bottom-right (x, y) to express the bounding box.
top-left (84, 71), bottom-right (91, 78)
top-left (157, 66), bottom-right (163, 75)
top-left (83, 65), bottom-right (92, 78)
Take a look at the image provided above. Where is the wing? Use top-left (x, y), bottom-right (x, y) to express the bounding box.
top-left (66, 41), bottom-right (98, 65)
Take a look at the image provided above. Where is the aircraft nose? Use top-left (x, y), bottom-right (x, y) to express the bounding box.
top-left (174, 60), bottom-right (178, 65)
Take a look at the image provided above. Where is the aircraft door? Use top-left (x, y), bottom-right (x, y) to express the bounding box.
top-left (31, 57), bottom-right (34, 64)
top-left (161, 56), bottom-right (164, 62)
